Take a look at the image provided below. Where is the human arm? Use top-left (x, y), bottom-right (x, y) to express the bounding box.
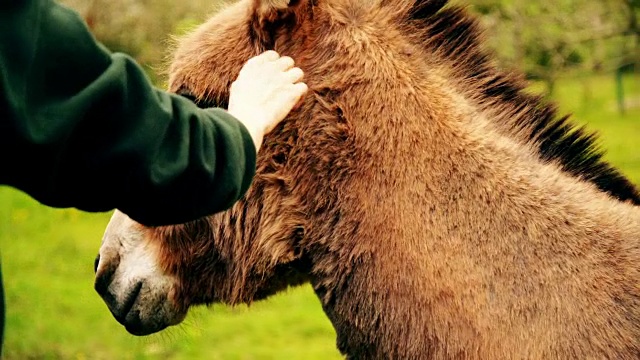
top-left (0, 0), bottom-right (304, 226)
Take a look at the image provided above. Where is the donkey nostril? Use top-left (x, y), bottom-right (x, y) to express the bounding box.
top-left (114, 281), bottom-right (143, 324)
top-left (94, 253), bottom-right (120, 298)
top-left (94, 254), bottom-right (100, 273)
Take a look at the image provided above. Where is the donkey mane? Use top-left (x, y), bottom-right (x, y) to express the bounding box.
top-left (405, 0), bottom-right (640, 204)
top-left (181, 0), bottom-right (640, 205)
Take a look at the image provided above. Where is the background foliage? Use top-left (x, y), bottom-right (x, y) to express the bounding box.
top-left (1, 0), bottom-right (639, 358)
top-left (460, 0), bottom-right (640, 96)
top-left (61, 0), bottom-right (640, 97)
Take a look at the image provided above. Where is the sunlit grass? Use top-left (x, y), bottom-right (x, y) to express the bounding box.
top-left (0, 189), bottom-right (339, 360)
top-left (535, 73), bottom-right (640, 184)
top-left (0, 73), bottom-right (638, 359)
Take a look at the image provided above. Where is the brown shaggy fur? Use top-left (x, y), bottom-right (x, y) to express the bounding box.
top-left (150, 0), bottom-right (640, 358)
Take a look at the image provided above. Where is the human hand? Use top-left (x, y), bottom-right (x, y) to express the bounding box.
top-left (227, 50), bottom-right (308, 152)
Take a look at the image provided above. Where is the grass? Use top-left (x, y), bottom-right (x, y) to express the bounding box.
top-left (1, 73), bottom-right (639, 359)
top-left (0, 195), bottom-right (339, 360)
top-left (547, 74), bottom-right (640, 183)
top-left (526, 73), bottom-right (640, 184)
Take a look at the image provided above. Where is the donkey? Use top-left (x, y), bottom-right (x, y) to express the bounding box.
top-left (94, 0), bottom-right (640, 358)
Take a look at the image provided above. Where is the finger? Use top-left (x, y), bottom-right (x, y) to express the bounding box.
top-left (290, 82), bottom-right (308, 99)
top-left (260, 50), bottom-right (281, 62)
top-left (279, 83), bottom-right (307, 110)
top-left (247, 50), bottom-right (280, 65)
top-left (289, 83), bottom-right (308, 110)
top-left (292, 92), bottom-right (306, 110)
top-left (284, 67), bottom-right (304, 83)
top-left (274, 56), bottom-right (295, 71)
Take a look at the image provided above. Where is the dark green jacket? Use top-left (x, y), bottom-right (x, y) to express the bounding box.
top-left (0, 0), bottom-right (257, 227)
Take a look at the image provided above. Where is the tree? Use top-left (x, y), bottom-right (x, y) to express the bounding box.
top-left (462, 0), bottom-right (638, 96)
top-left (61, 0), bottom-right (222, 84)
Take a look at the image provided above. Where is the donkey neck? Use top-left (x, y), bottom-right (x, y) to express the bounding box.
top-left (297, 106), bottom-right (640, 358)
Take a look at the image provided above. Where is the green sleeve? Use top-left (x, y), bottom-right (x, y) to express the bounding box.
top-left (0, 0), bottom-right (257, 226)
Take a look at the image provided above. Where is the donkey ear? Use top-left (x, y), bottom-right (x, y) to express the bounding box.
top-left (254, 0), bottom-right (295, 20)
top-left (250, 0), bottom-right (310, 48)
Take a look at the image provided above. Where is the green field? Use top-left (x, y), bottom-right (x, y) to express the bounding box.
top-left (1, 74), bottom-right (639, 359)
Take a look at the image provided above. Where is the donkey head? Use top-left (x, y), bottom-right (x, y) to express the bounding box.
top-left (95, 187), bottom-right (306, 336)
